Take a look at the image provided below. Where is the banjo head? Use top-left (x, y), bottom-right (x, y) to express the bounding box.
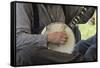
top-left (41, 22), bottom-right (75, 54)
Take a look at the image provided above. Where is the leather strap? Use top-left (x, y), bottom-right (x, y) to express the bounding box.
top-left (31, 4), bottom-right (40, 34)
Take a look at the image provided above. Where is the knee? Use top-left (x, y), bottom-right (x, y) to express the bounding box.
top-left (16, 46), bottom-right (40, 66)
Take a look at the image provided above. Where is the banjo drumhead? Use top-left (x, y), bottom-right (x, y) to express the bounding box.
top-left (41, 22), bottom-right (75, 54)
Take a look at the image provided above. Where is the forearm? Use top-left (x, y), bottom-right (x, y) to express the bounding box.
top-left (16, 32), bottom-right (48, 49)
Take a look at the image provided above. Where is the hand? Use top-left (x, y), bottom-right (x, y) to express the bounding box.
top-left (47, 32), bottom-right (68, 44)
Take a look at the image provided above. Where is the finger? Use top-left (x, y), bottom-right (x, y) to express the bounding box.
top-left (61, 32), bottom-right (67, 37)
top-left (62, 32), bottom-right (67, 35)
top-left (61, 38), bottom-right (67, 43)
top-left (61, 38), bottom-right (67, 42)
top-left (60, 41), bottom-right (65, 44)
top-left (61, 35), bottom-right (68, 40)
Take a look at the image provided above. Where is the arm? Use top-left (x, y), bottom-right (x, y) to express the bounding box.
top-left (16, 3), bottom-right (47, 49)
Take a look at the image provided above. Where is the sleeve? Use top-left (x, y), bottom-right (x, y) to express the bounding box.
top-left (16, 3), bottom-right (48, 49)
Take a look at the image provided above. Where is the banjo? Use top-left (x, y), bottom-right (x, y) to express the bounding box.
top-left (41, 22), bottom-right (75, 54)
top-left (41, 7), bottom-right (89, 54)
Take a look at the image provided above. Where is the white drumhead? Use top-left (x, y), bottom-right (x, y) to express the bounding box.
top-left (41, 22), bottom-right (75, 54)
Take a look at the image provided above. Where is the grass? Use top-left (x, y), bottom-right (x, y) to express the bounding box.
top-left (79, 23), bottom-right (96, 40)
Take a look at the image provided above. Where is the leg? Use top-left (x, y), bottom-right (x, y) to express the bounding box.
top-left (16, 45), bottom-right (75, 66)
top-left (84, 44), bottom-right (97, 61)
top-left (73, 35), bottom-right (96, 55)
top-left (73, 34), bottom-right (97, 61)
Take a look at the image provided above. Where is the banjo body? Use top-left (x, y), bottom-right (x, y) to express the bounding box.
top-left (41, 22), bottom-right (75, 54)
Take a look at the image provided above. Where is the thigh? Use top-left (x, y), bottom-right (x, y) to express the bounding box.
top-left (16, 45), bottom-right (39, 66)
top-left (16, 45), bottom-right (75, 66)
top-left (73, 40), bottom-right (90, 55)
top-left (74, 35), bottom-right (96, 55)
